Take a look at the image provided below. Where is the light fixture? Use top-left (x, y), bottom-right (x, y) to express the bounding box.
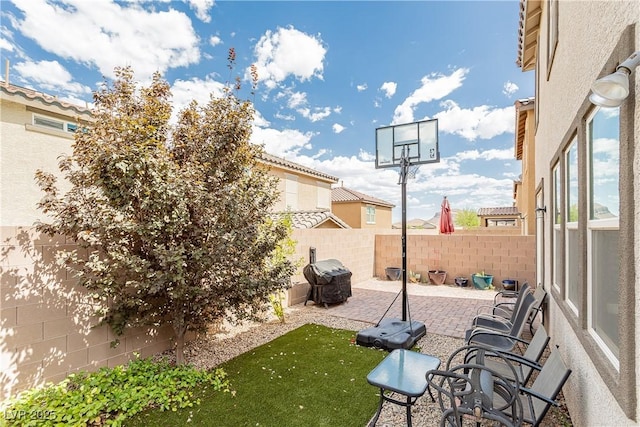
top-left (535, 206), bottom-right (546, 219)
top-left (590, 51), bottom-right (640, 107)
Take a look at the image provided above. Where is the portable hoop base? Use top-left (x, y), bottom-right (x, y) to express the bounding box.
top-left (356, 318), bottom-right (426, 351)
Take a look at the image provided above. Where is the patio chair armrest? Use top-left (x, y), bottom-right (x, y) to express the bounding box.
top-left (475, 305), bottom-right (513, 318)
top-left (466, 328), bottom-right (531, 346)
top-left (519, 386), bottom-right (560, 407)
top-left (493, 290), bottom-right (519, 304)
top-left (472, 315), bottom-right (512, 331)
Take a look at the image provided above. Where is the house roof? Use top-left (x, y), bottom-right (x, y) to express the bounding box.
top-left (331, 186), bottom-right (395, 208)
top-left (516, 0), bottom-right (542, 71)
top-left (259, 152), bottom-right (338, 183)
top-left (2, 81), bottom-right (338, 184)
top-left (477, 206), bottom-right (521, 217)
top-left (271, 210), bottom-right (350, 229)
top-left (1, 81), bottom-right (92, 116)
top-left (514, 97), bottom-right (535, 160)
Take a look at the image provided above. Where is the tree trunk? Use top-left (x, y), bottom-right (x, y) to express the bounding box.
top-left (175, 329), bottom-right (185, 365)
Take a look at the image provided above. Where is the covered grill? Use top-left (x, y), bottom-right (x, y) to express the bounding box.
top-left (303, 259), bottom-right (352, 307)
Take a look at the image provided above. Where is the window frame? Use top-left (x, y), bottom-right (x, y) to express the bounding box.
top-left (564, 137), bottom-right (579, 314)
top-left (585, 105), bottom-right (621, 369)
top-left (365, 205), bottom-right (376, 225)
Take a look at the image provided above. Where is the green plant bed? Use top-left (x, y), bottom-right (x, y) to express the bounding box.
top-left (128, 324), bottom-right (388, 427)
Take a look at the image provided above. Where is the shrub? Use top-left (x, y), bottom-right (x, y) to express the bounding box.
top-left (2, 356), bottom-right (228, 426)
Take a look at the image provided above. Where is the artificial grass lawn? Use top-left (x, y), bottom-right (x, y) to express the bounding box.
top-left (127, 323), bottom-right (389, 427)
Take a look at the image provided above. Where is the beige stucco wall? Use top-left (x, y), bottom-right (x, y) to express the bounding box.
top-left (532, 0), bottom-right (639, 424)
top-left (520, 108), bottom-right (536, 236)
top-left (0, 100), bottom-right (82, 226)
top-left (0, 226), bottom-right (175, 400)
top-left (266, 166), bottom-right (333, 212)
top-left (331, 202), bottom-right (393, 229)
top-left (331, 202), bottom-right (362, 228)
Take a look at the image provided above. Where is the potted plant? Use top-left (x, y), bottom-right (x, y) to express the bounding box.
top-left (428, 270), bottom-right (447, 285)
top-left (408, 270), bottom-right (421, 283)
top-left (471, 271), bottom-right (494, 290)
top-left (385, 267), bottom-right (402, 281)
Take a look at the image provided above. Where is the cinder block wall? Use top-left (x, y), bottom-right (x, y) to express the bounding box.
top-left (375, 233), bottom-right (536, 286)
top-left (0, 226), bottom-right (175, 400)
top-left (287, 228), bottom-right (377, 305)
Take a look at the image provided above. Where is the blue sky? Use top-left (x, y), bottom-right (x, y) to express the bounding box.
top-left (0, 0), bottom-right (534, 222)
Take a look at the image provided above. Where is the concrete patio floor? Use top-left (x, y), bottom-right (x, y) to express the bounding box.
top-left (302, 278), bottom-right (503, 339)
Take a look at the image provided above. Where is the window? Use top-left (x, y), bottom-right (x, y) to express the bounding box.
top-left (33, 114), bottom-right (79, 133)
top-left (366, 205), bottom-right (375, 224)
top-left (587, 106), bottom-right (620, 366)
top-left (564, 138), bottom-right (579, 313)
top-left (486, 219), bottom-right (517, 227)
top-left (535, 187), bottom-right (544, 286)
top-left (552, 164), bottom-right (561, 292)
top-left (316, 181), bottom-right (331, 209)
top-left (284, 174), bottom-right (298, 211)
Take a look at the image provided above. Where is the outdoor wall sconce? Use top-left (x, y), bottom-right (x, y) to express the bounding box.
top-left (535, 206), bottom-right (546, 218)
top-left (590, 51), bottom-right (640, 107)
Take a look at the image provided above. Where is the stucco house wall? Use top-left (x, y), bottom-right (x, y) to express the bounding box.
top-left (521, 0), bottom-right (639, 424)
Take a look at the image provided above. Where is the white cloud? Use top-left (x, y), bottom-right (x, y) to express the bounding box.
top-left (13, 59), bottom-right (91, 94)
top-left (503, 81), bottom-right (518, 97)
top-left (357, 83), bottom-right (367, 92)
top-left (455, 148), bottom-right (514, 161)
top-left (186, 0), bottom-right (214, 23)
top-left (0, 37), bottom-right (14, 53)
top-left (250, 125), bottom-right (315, 158)
top-left (170, 75), bottom-right (226, 122)
top-left (434, 100), bottom-right (514, 141)
top-left (286, 91), bottom-right (307, 109)
top-left (380, 81), bottom-right (397, 98)
top-left (332, 123), bottom-right (345, 134)
top-left (11, 0), bottom-right (200, 81)
top-left (298, 106), bottom-right (332, 122)
top-left (249, 26), bottom-right (326, 90)
top-left (392, 68), bottom-right (469, 124)
top-left (209, 35), bottom-right (222, 47)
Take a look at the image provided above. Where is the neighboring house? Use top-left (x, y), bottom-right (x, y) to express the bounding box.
top-left (518, 0), bottom-right (638, 425)
top-left (476, 207), bottom-right (521, 228)
top-left (513, 97), bottom-right (536, 236)
top-left (0, 82), bottom-right (92, 226)
top-left (331, 186), bottom-right (394, 229)
top-left (392, 218), bottom-right (437, 230)
top-left (259, 153), bottom-right (348, 229)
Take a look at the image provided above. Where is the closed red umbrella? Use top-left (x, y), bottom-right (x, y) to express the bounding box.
top-left (439, 196), bottom-right (454, 234)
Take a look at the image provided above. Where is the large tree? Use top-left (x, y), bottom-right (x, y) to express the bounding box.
top-left (35, 66), bottom-right (295, 364)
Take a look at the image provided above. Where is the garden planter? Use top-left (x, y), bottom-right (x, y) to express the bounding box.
top-left (428, 270), bottom-right (447, 285)
top-left (385, 267), bottom-right (402, 281)
top-left (501, 279), bottom-right (518, 291)
top-left (454, 277), bottom-right (469, 287)
top-left (472, 274), bottom-right (494, 290)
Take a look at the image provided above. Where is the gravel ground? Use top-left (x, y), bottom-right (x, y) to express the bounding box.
top-left (166, 305), bottom-right (571, 426)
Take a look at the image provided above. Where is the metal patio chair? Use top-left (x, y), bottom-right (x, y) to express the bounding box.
top-left (494, 347), bottom-right (572, 427)
top-left (427, 344), bottom-right (523, 426)
top-left (471, 283), bottom-right (532, 332)
top-left (463, 325), bottom-right (550, 387)
top-left (465, 292), bottom-right (537, 354)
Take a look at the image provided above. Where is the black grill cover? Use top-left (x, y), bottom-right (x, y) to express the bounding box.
top-left (303, 259), bottom-right (352, 305)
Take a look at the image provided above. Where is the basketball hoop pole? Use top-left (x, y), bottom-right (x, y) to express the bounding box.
top-left (399, 147), bottom-right (410, 321)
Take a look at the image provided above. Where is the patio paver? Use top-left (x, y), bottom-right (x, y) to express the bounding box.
top-left (303, 282), bottom-right (497, 339)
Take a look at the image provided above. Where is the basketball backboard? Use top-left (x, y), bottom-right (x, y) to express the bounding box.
top-left (375, 119), bottom-right (439, 169)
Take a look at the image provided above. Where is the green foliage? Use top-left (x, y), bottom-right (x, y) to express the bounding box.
top-left (268, 290), bottom-right (286, 323)
top-left (455, 208), bottom-right (480, 228)
top-left (35, 62), bottom-right (295, 364)
top-left (127, 324), bottom-right (388, 427)
top-left (2, 357), bottom-right (228, 427)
